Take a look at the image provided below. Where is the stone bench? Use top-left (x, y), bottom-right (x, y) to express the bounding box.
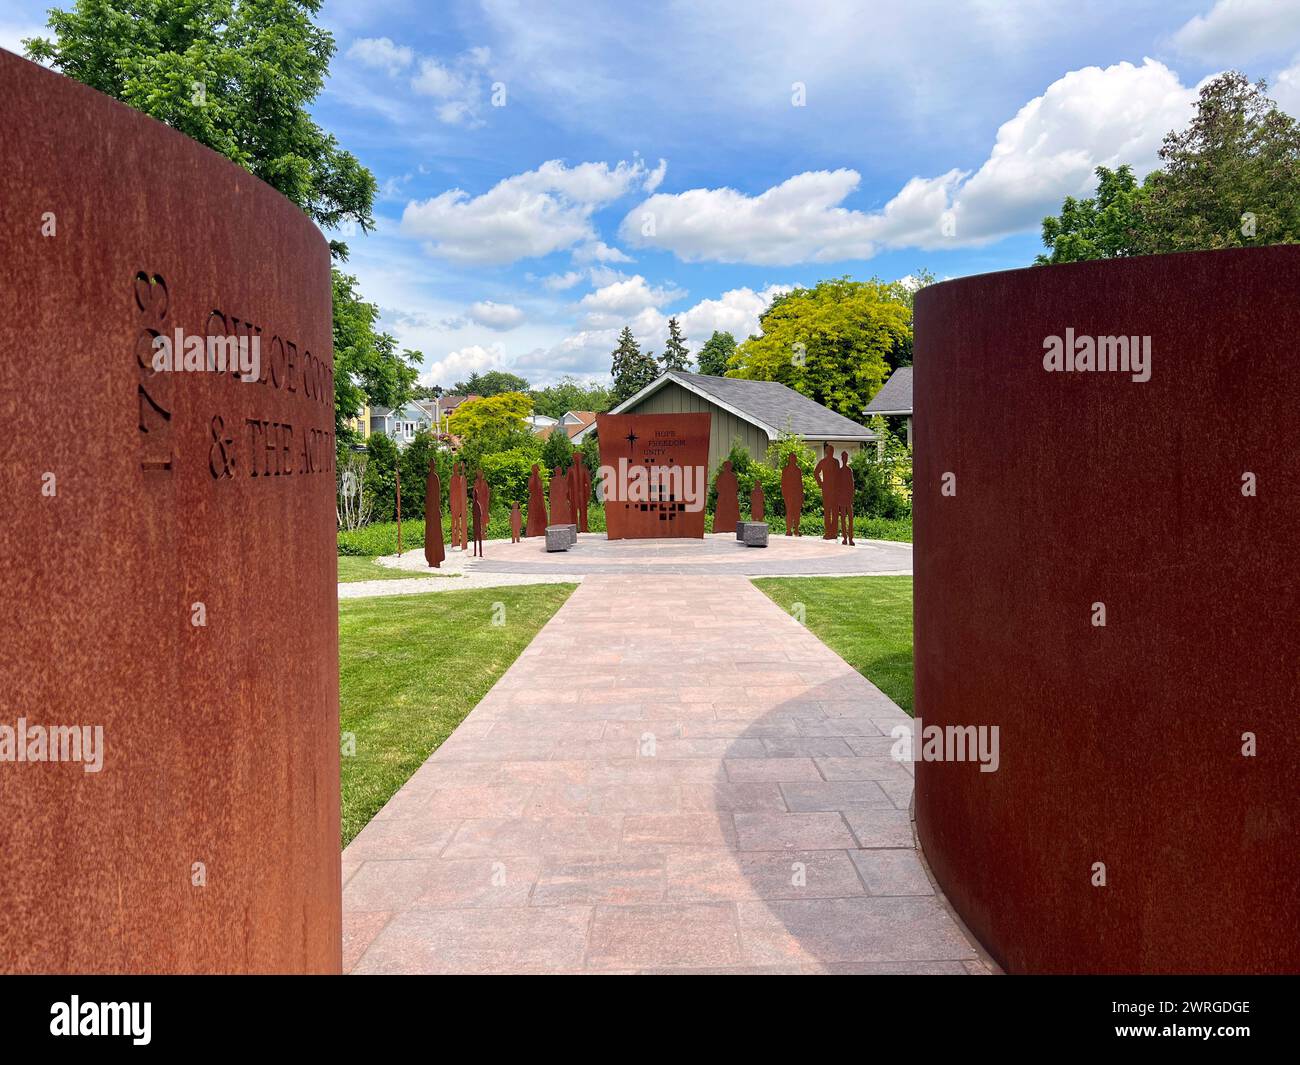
top-left (739, 521), bottom-right (769, 548)
top-left (561, 523), bottom-right (577, 546)
top-left (545, 525), bottom-right (571, 552)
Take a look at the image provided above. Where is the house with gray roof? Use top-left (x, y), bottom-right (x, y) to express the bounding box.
top-left (574, 370), bottom-right (876, 475)
top-left (863, 365), bottom-right (913, 448)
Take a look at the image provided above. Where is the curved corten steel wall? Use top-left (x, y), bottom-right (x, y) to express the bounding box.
top-left (914, 247), bottom-right (1300, 974)
top-left (0, 52), bottom-right (339, 972)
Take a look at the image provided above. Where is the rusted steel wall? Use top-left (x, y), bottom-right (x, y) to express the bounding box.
top-left (597, 413), bottom-right (711, 539)
top-left (0, 52), bottom-right (340, 972)
top-left (913, 247), bottom-right (1300, 974)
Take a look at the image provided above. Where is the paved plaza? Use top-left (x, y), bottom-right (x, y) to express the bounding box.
top-left (339, 531), bottom-right (912, 598)
top-left (341, 570), bottom-right (987, 974)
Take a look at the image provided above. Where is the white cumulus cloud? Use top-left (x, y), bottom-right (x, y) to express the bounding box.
top-left (348, 37), bottom-right (414, 75)
top-left (620, 59), bottom-right (1201, 262)
top-left (467, 300), bottom-right (526, 330)
top-left (403, 159), bottom-right (658, 264)
top-left (1173, 0), bottom-right (1300, 64)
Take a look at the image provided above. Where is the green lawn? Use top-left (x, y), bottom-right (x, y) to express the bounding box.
top-left (339, 584), bottom-right (577, 845)
top-left (754, 576), bottom-right (914, 714)
top-left (337, 555), bottom-right (464, 583)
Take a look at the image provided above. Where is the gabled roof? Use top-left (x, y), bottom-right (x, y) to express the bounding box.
top-left (863, 365), bottom-right (912, 416)
top-left (580, 371), bottom-right (876, 443)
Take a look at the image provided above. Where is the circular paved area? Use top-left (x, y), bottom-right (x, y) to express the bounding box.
top-left (341, 533), bottom-right (912, 598)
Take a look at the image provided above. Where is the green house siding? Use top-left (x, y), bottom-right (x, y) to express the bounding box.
top-left (630, 380), bottom-right (769, 476)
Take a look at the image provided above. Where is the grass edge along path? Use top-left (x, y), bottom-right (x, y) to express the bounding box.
top-left (339, 583), bottom-right (577, 846)
top-left (753, 575), bottom-right (914, 715)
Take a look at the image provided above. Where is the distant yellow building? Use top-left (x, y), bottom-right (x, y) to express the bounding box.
top-left (346, 404), bottom-right (371, 438)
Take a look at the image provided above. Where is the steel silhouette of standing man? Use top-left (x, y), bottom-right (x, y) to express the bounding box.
top-left (471, 491), bottom-right (485, 557)
top-left (838, 450), bottom-right (856, 546)
top-left (750, 482), bottom-right (765, 523)
top-left (424, 462), bottom-right (445, 568)
top-left (712, 459), bottom-right (740, 534)
top-left (549, 465), bottom-right (571, 526)
top-left (780, 452), bottom-right (804, 536)
top-left (525, 463), bottom-right (548, 537)
top-left (450, 461), bottom-right (468, 550)
top-left (815, 443), bottom-right (838, 539)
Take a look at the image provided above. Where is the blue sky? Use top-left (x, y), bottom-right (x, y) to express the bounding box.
top-left (6, 0), bottom-right (1300, 388)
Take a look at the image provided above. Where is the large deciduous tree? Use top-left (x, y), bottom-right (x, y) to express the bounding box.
top-left (451, 370), bottom-right (532, 397)
top-left (729, 278), bottom-right (910, 420)
top-left (1037, 73), bottom-right (1300, 263)
top-left (531, 376), bottom-right (613, 419)
top-left (695, 330), bottom-right (736, 376)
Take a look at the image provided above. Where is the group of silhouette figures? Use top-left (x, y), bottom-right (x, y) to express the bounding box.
top-left (712, 443), bottom-right (856, 544)
top-left (423, 459), bottom-right (591, 568)
top-left (423, 442), bottom-right (857, 567)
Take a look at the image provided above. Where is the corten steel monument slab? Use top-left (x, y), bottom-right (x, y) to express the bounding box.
top-left (596, 413), bottom-right (710, 539)
top-left (0, 53), bottom-right (339, 973)
top-left (913, 247), bottom-right (1300, 974)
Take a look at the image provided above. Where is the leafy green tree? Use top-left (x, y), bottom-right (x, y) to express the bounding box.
top-left (1036, 165), bottom-right (1146, 264)
top-left (480, 448), bottom-right (541, 507)
top-left (695, 331), bottom-right (736, 376)
top-left (361, 431), bottom-right (399, 522)
top-left (610, 326), bottom-right (660, 403)
top-left (452, 370), bottom-right (531, 397)
top-left (26, 0), bottom-right (375, 254)
top-left (447, 392), bottom-right (533, 445)
top-left (1141, 72), bottom-right (1300, 254)
top-left (730, 278), bottom-right (910, 419)
top-left (540, 427), bottom-right (575, 473)
top-left (396, 429), bottom-right (449, 519)
top-left (578, 433), bottom-right (601, 499)
top-left (659, 317), bottom-right (691, 371)
top-left (531, 376), bottom-right (614, 419)
top-left (24, 0), bottom-right (423, 441)
top-left (1037, 73), bottom-right (1300, 263)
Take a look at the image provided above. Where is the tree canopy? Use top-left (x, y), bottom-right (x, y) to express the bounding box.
top-left (452, 370), bottom-right (532, 397)
top-left (446, 392), bottom-right (533, 444)
top-left (26, 0), bottom-right (375, 255)
top-left (729, 278), bottom-right (911, 419)
top-left (659, 317), bottom-right (691, 371)
top-left (695, 331), bottom-right (736, 376)
top-left (610, 326), bottom-right (660, 403)
top-left (531, 376), bottom-right (613, 419)
top-left (1037, 72), bottom-right (1300, 263)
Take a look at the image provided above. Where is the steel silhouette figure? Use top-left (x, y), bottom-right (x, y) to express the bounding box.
top-left (838, 450), bottom-right (856, 545)
top-left (568, 459), bottom-right (590, 533)
top-left (712, 459), bottom-right (740, 533)
top-left (450, 461), bottom-right (468, 550)
top-left (750, 482), bottom-right (765, 522)
top-left (814, 443), bottom-right (839, 540)
top-left (780, 452), bottom-right (803, 536)
top-left (474, 469), bottom-right (491, 534)
top-left (549, 465), bottom-right (571, 526)
top-left (471, 496), bottom-right (484, 557)
top-left (424, 464), bottom-right (445, 568)
top-left (510, 503), bottom-right (522, 543)
top-left (525, 463), bottom-right (548, 537)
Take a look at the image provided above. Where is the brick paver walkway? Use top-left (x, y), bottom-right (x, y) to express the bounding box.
top-left (342, 574), bottom-right (987, 974)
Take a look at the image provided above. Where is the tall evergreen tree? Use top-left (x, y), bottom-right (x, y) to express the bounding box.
top-left (610, 326), bottom-right (660, 402)
top-left (659, 316), bottom-right (691, 371)
top-left (695, 330), bottom-right (736, 376)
